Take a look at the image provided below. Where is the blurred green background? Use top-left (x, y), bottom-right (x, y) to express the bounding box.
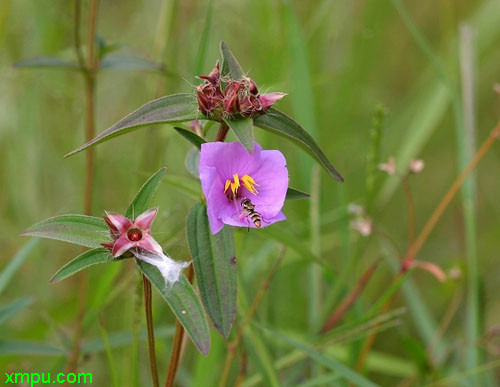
top-left (1, 0), bottom-right (500, 385)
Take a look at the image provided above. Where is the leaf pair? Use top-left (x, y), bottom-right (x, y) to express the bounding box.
top-left (65, 42), bottom-right (343, 182)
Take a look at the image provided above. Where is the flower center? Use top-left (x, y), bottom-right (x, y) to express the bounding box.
top-left (224, 173), bottom-right (259, 200)
top-left (127, 228), bottom-right (143, 242)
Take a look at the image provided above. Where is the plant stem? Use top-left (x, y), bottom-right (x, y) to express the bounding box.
top-left (67, 0), bottom-right (98, 372)
top-left (215, 122), bottom-right (229, 142)
top-left (144, 275), bottom-right (160, 387)
top-left (165, 264), bottom-right (194, 387)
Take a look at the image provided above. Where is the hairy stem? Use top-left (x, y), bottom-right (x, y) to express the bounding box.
top-left (144, 275), bottom-right (160, 387)
top-left (67, 0), bottom-right (98, 372)
top-left (165, 264), bottom-right (194, 387)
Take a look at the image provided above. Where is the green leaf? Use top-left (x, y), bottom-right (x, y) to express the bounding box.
top-left (66, 93), bottom-right (199, 157)
top-left (0, 340), bottom-right (66, 356)
top-left (286, 187), bottom-right (310, 200)
top-left (100, 55), bottom-right (164, 72)
top-left (254, 108), bottom-right (344, 182)
top-left (185, 148), bottom-right (201, 179)
top-left (50, 248), bottom-right (117, 283)
top-left (220, 41), bottom-right (245, 79)
top-left (126, 167), bottom-right (167, 219)
top-left (257, 324), bottom-right (379, 387)
top-left (14, 57), bottom-right (79, 70)
top-left (174, 126), bottom-right (207, 149)
top-left (187, 203), bottom-right (237, 338)
top-left (0, 238), bottom-right (40, 296)
top-left (22, 215), bottom-right (109, 248)
top-left (136, 260), bottom-right (210, 355)
top-left (223, 118), bottom-right (254, 153)
top-left (0, 298), bottom-right (33, 325)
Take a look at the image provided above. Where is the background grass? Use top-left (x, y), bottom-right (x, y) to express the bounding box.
top-left (1, 0), bottom-right (500, 385)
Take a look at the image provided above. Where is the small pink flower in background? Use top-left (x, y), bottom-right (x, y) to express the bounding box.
top-left (350, 218), bottom-right (372, 236)
top-left (102, 208), bottom-right (162, 257)
top-left (409, 159), bottom-right (425, 174)
top-left (378, 156), bottom-right (396, 175)
top-left (199, 141), bottom-right (288, 234)
top-left (196, 62), bottom-right (286, 120)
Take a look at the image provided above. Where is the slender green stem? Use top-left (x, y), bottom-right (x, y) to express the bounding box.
top-left (144, 275), bottom-right (160, 387)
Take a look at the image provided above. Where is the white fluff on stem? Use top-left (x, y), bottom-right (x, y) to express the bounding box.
top-left (132, 249), bottom-right (190, 288)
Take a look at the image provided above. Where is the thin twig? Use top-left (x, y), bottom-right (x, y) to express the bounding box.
top-left (165, 264), bottom-right (194, 387)
top-left (144, 275), bottom-right (160, 387)
top-left (219, 247), bottom-right (286, 387)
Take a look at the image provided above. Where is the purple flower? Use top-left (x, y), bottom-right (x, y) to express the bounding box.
top-left (102, 208), bottom-right (163, 257)
top-left (199, 141), bottom-right (288, 234)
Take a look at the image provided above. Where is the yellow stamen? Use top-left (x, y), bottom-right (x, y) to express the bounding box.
top-left (224, 173), bottom-right (258, 199)
top-left (241, 174), bottom-right (259, 195)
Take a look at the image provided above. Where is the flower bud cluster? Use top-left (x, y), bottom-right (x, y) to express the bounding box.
top-left (196, 61), bottom-right (285, 120)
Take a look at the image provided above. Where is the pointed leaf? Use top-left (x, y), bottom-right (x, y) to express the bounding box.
top-left (185, 148), bottom-right (201, 179)
top-left (126, 167), bottom-right (167, 219)
top-left (254, 108), bottom-right (344, 182)
top-left (66, 93), bottom-right (199, 157)
top-left (174, 126), bottom-right (207, 149)
top-left (257, 324), bottom-right (379, 387)
top-left (223, 117), bottom-right (254, 153)
top-left (14, 57), bottom-right (79, 70)
top-left (220, 41), bottom-right (245, 79)
top-left (136, 260), bottom-right (210, 355)
top-left (0, 298), bottom-right (33, 325)
top-left (186, 203), bottom-right (237, 338)
top-left (0, 238), bottom-right (40, 296)
top-left (50, 248), bottom-right (118, 283)
top-left (286, 187), bottom-right (310, 200)
top-left (22, 215), bottom-right (109, 248)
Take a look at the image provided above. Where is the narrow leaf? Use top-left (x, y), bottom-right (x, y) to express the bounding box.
top-left (136, 260), bottom-right (210, 355)
top-left (223, 118), bottom-right (254, 153)
top-left (220, 41), bottom-right (245, 79)
top-left (126, 167), bottom-right (167, 219)
top-left (0, 298), bottom-right (33, 325)
top-left (174, 126), bottom-right (207, 149)
top-left (0, 238), bottom-right (40, 296)
top-left (14, 57), bottom-right (79, 70)
top-left (0, 340), bottom-right (66, 356)
top-left (22, 215), bottom-right (109, 248)
top-left (50, 248), bottom-right (117, 283)
top-left (257, 324), bottom-right (379, 387)
top-left (185, 148), bottom-right (201, 179)
top-left (285, 187), bottom-right (310, 200)
top-left (100, 55), bottom-right (164, 72)
top-left (254, 108), bottom-right (344, 182)
top-left (187, 203), bottom-right (237, 338)
top-left (66, 93), bottom-right (199, 157)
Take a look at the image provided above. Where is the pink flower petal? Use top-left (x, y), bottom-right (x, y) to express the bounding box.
top-left (134, 208), bottom-right (158, 231)
top-left (112, 236), bottom-right (134, 257)
top-left (105, 212), bottom-right (132, 233)
top-left (259, 92), bottom-right (286, 110)
top-left (138, 235), bottom-right (163, 255)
